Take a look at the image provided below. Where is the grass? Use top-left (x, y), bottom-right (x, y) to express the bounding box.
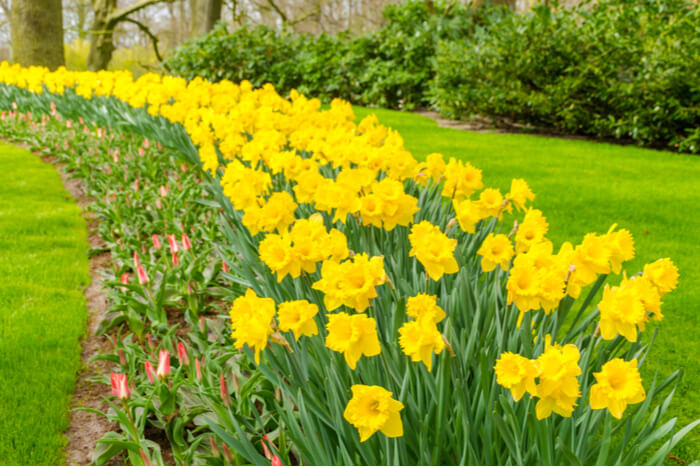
top-left (0, 144), bottom-right (90, 464)
top-left (355, 106), bottom-right (700, 461)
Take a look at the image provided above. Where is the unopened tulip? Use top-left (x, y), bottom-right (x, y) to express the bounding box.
top-left (220, 374), bottom-right (231, 407)
top-left (177, 342), bottom-right (189, 366)
top-left (120, 273), bottom-right (129, 292)
top-left (172, 252), bottom-right (179, 267)
top-left (156, 350), bottom-right (171, 380)
top-left (152, 234), bottom-right (161, 250)
top-left (133, 251), bottom-right (141, 267)
top-left (144, 361), bottom-right (155, 384)
top-left (195, 358), bottom-right (202, 380)
top-left (137, 265), bottom-right (149, 284)
top-left (110, 373), bottom-right (130, 400)
top-left (159, 185), bottom-right (168, 197)
top-left (222, 260), bottom-right (230, 273)
top-left (181, 233), bottom-right (192, 251)
top-left (168, 234), bottom-right (179, 253)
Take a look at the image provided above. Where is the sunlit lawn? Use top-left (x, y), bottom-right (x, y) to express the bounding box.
top-left (0, 144), bottom-right (89, 464)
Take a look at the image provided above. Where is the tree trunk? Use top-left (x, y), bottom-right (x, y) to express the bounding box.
top-left (11, 0), bottom-right (65, 69)
top-left (189, 0), bottom-right (222, 38)
top-left (87, 0), bottom-right (116, 70)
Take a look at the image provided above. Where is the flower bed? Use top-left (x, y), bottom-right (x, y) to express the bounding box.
top-left (0, 61), bottom-right (695, 465)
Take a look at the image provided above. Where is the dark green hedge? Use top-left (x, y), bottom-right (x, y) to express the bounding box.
top-left (431, 0), bottom-right (700, 153)
top-left (163, 2), bottom-right (479, 110)
top-left (164, 0), bottom-right (700, 153)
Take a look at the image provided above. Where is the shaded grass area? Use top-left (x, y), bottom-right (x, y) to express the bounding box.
top-left (355, 107), bottom-right (700, 461)
top-left (0, 144), bottom-right (90, 464)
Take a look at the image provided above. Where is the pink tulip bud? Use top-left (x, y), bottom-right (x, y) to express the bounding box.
top-left (79, 116), bottom-right (84, 124)
top-left (222, 444), bottom-right (233, 463)
top-left (181, 233), bottom-right (192, 251)
top-left (152, 234), bottom-right (161, 250)
top-left (261, 439), bottom-right (273, 460)
top-left (11, 102), bottom-right (17, 110)
top-left (110, 373), bottom-right (130, 400)
top-left (172, 252), bottom-right (179, 267)
top-left (120, 273), bottom-right (129, 292)
top-left (137, 265), bottom-right (149, 284)
top-left (177, 342), bottom-right (189, 366)
top-left (50, 101), bottom-right (56, 115)
top-left (156, 350), bottom-right (170, 380)
top-left (133, 251), bottom-right (141, 267)
top-left (159, 185), bottom-right (168, 197)
top-left (168, 234), bottom-right (179, 253)
top-left (119, 349), bottom-right (127, 366)
top-left (139, 449), bottom-right (152, 466)
top-left (138, 147), bottom-right (145, 156)
top-left (220, 374), bottom-right (231, 407)
top-left (133, 179), bottom-right (140, 191)
top-left (66, 119), bottom-right (72, 128)
top-left (209, 438), bottom-right (220, 457)
top-left (97, 128), bottom-right (103, 139)
top-left (143, 138), bottom-right (150, 148)
top-left (144, 361), bottom-right (155, 384)
top-left (272, 456), bottom-right (282, 466)
top-left (222, 260), bottom-right (230, 273)
top-left (156, 198), bottom-right (162, 210)
top-left (181, 162), bottom-right (187, 173)
top-left (195, 358), bottom-right (202, 380)
top-left (63, 140), bottom-right (69, 149)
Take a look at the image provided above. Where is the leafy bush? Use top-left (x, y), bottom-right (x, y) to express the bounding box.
top-left (164, 1), bottom-right (479, 109)
top-left (430, 0), bottom-right (700, 152)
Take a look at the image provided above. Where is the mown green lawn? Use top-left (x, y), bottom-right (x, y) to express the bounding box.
top-left (0, 144), bottom-right (89, 464)
top-left (355, 107), bottom-right (700, 461)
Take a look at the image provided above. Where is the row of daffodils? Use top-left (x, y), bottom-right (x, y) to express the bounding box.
top-left (0, 61), bottom-right (694, 465)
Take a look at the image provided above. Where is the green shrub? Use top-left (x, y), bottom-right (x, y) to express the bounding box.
top-left (430, 0), bottom-right (700, 152)
top-left (163, 1), bottom-right (479, 109)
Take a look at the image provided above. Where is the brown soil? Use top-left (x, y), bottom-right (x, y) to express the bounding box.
top-left (37, 153), bottom-right (121, 465)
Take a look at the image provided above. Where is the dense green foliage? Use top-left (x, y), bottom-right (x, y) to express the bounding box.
top-left (165, 0), bottom-right (700, 153)
top-left (431, 0), bottom-right (700, 153)
top-left (0, 143), bottom-right (89, 464)
top-left (164, 2), bottom-right (478, 109)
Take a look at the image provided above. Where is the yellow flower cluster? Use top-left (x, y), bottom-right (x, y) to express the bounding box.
top-left (259, 214), bottom-right (348, 281)
top-left (313, 254), bottom-right (386, 312)
top-left (344, 385), bottom-right (404, 442)
top-left (230, 289), bottom-right (276, 364)
top-left (409, 221), bottom-right (459, 281)
top-left (326, 312), bottom-right (381, 369)
top-left (477, 233), bottom-right (515, 272)
top-left (497, 348), bottom-right (648, 420)
top-left (495, 342), bottom-right (582, 420)
top-left (590, 358), bottom-right (645, 419)
top-left (398, 295), bottom-right (446, 371)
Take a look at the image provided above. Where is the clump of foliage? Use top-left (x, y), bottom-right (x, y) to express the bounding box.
top-left (164, 1), bottom-right (479, 109)
top-left (430, 0), bottom-right (700, 152)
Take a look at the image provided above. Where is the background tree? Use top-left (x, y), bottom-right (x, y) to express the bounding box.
top-left (189, 0), bottom-right (222, 37)
top-left (11, 0), bottom-right (65, 68)
top-left (88, 0), bottom-right (176, 70)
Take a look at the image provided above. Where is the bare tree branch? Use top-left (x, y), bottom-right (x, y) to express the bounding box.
top-left (122, 16), bottom-right (166, 63)
top-left (263, 0), bottom-right (287, 22)
top-left (107, 0), bottom-right (175, 25)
